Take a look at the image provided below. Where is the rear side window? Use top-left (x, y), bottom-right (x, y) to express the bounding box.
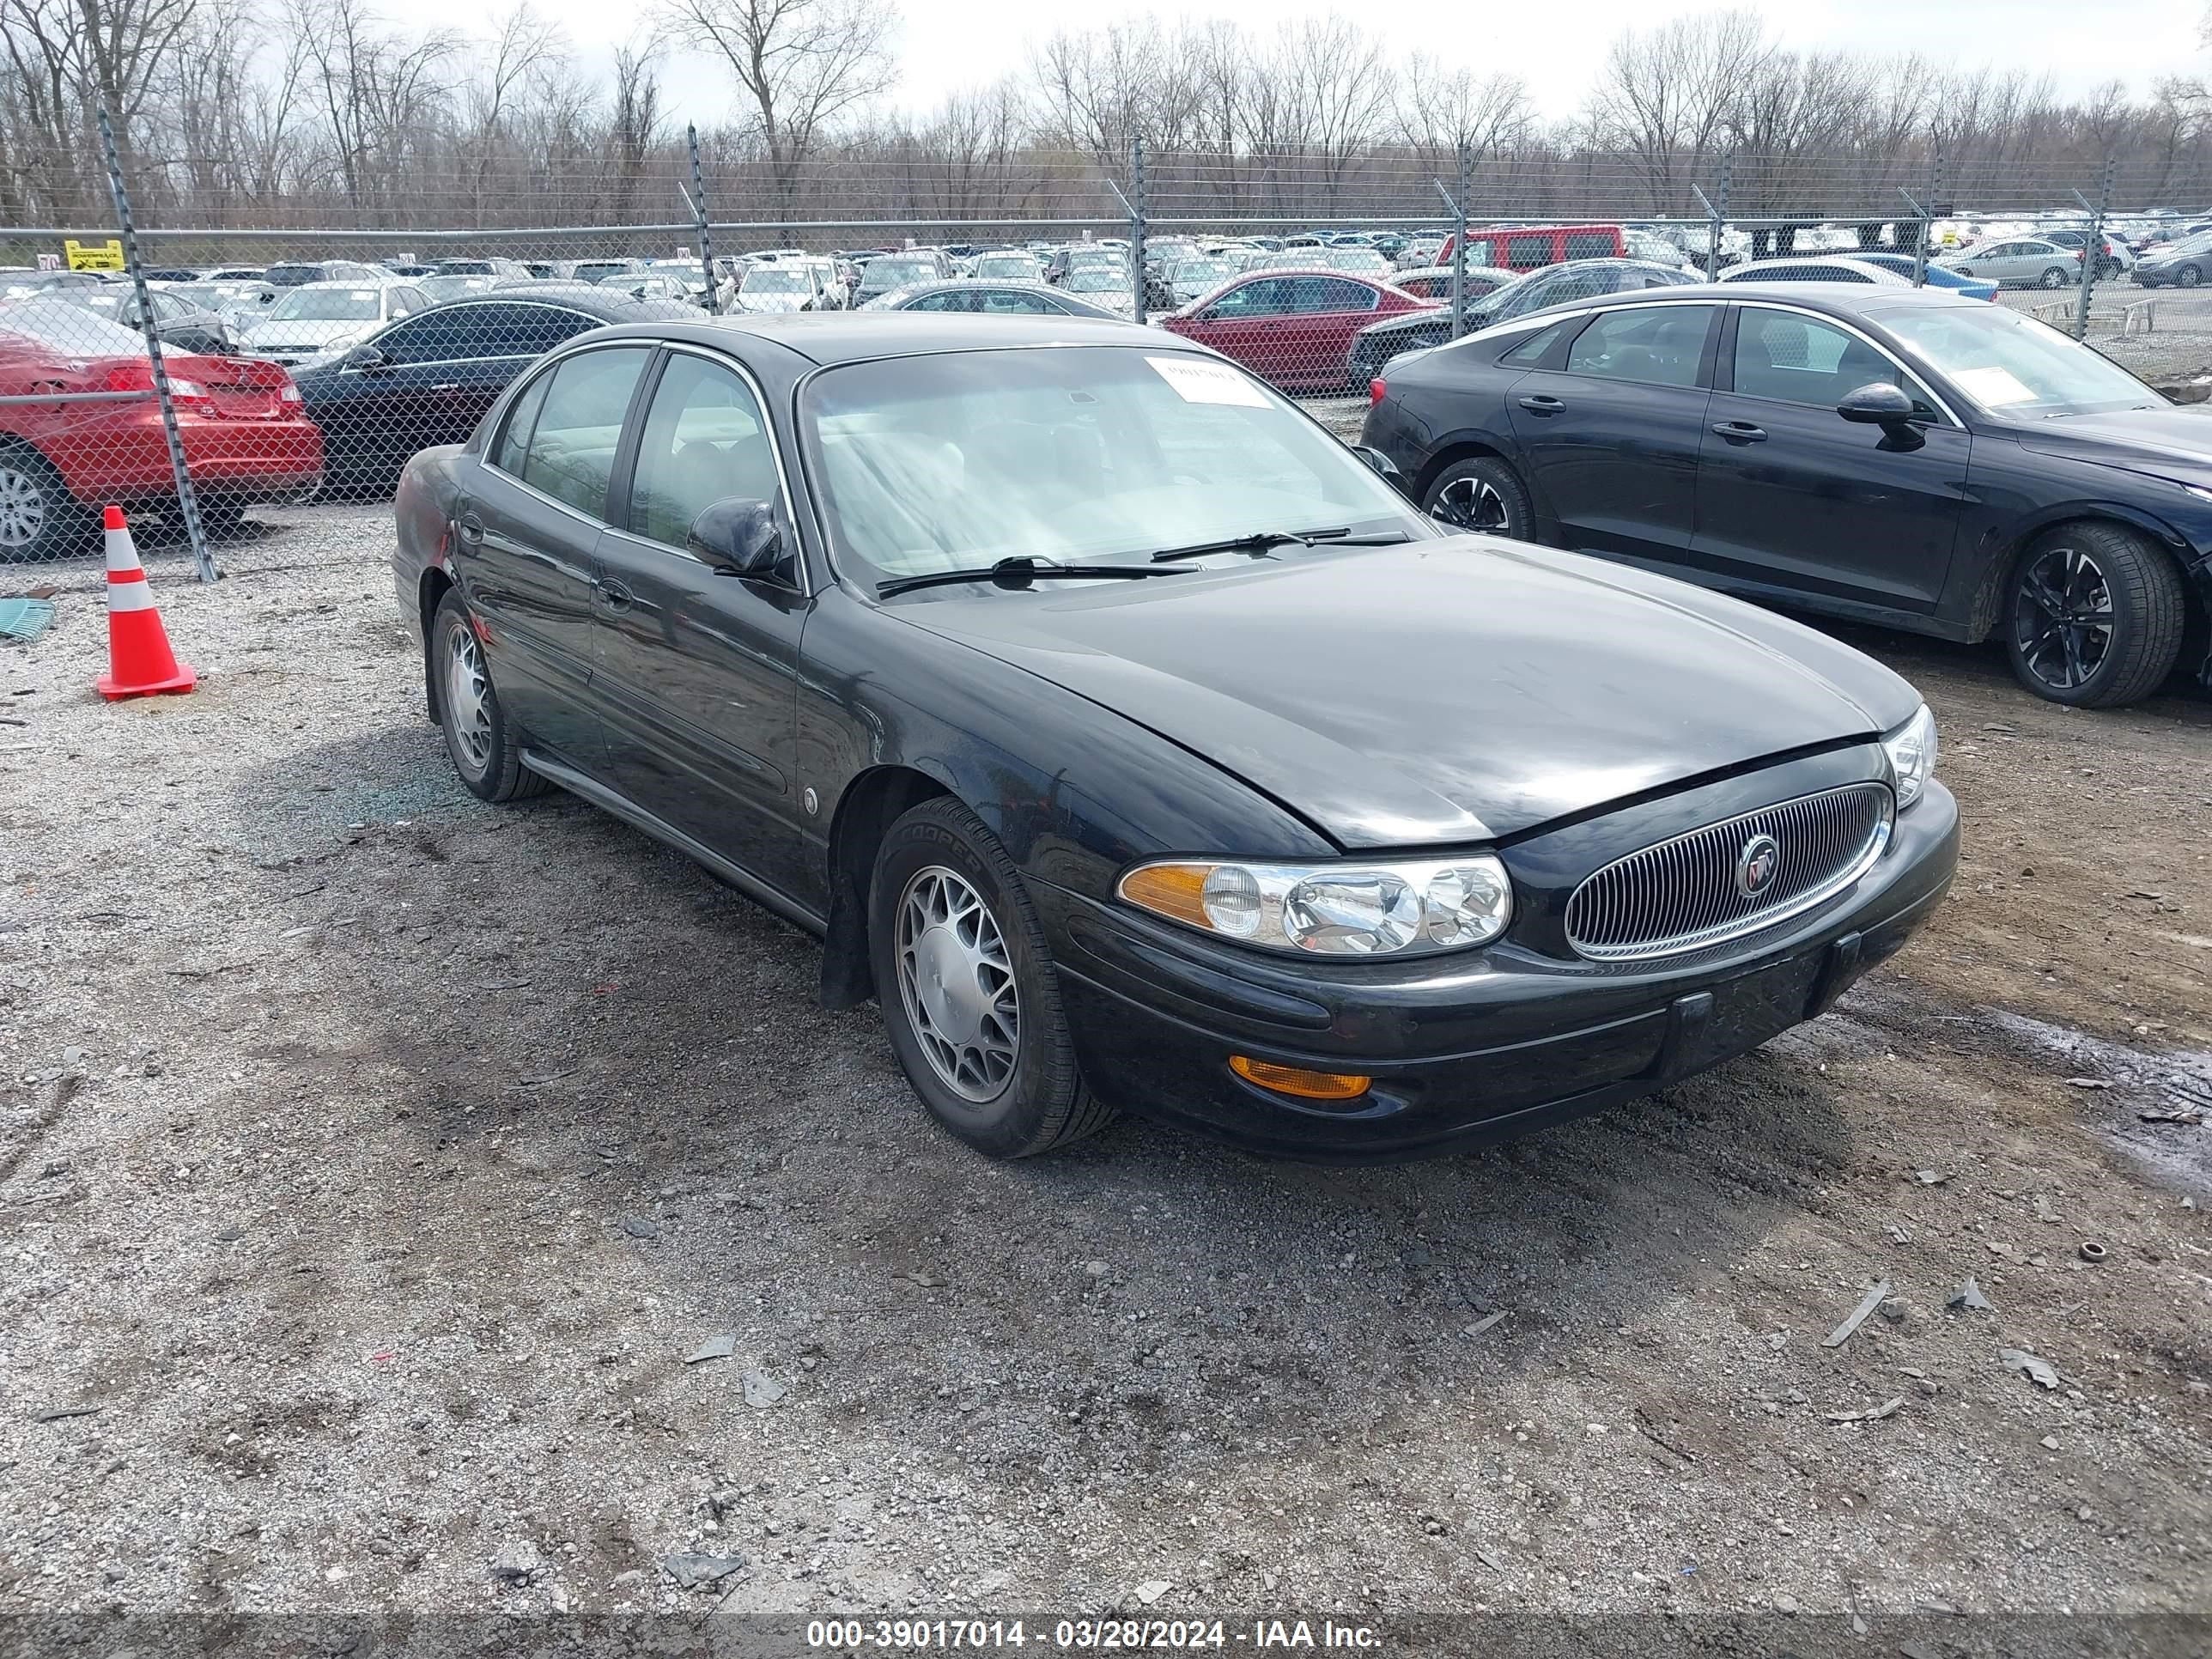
top-left (1563, 231), bottom-right (1619, 260)
top-left (1506, 234), bottom-right (1554, 267)
top-left (491, 370), bottom-right (552, 475)
top-left (519, 347), bottom-right (651, 519)
top-left (1498, 320), bottom-right (1573, 366)
top-left (1564, 305), bottom-right (1717, 387)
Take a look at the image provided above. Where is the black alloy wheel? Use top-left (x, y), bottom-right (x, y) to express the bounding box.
top-left (2005, 523), bottom-right (2185, 708)
top-left (1423, 456), bottom-right (1534, 542)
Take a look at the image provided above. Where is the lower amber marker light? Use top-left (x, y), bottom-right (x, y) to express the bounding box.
top-left (1229, 1055), bottom-right (1372, 1101)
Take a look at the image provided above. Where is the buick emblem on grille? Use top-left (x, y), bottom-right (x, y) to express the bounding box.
top-left (1735, 833), bottom-right (1782, 898)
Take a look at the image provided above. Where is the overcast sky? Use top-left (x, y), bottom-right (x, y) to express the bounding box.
top-left (382, 0), bottom-right (2208, 123)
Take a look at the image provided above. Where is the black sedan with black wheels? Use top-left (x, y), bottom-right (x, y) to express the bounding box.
top-left (393, 313), bottom-right (1957, 1163)
top-left (295, 284), bottom-right (695, 495)
top-left (1363, 283), bottom-right (2212, 708)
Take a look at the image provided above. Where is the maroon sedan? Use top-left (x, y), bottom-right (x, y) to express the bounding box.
top-left (1161, 270), bottom-right (1437, 392)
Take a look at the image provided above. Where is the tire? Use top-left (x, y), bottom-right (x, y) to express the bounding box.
top-left (1422, 455), bottom-right (1535, 542)
top-left (868, 797), bottom-right (1115, 1159)
top-left (2179, 264), bottom-right (2203, 289)
top-left (2039, 266), bottom-right (2070, 289)
top-left (197, 499), bottom-right (247, 534)
top-left (2004, 522), bottom-right (2185, 708)
top-left (0, 446), bottom-right (95, 563)
top-left (428, 590), bottom-right (550, 802)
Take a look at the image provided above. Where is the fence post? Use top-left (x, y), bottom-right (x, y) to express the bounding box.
top-left (97, 103), bottom-right (214, 585)
top-left (1452, 143), bottom-right (1471, 340)
top-left (1127, 135), bottom-right (1148, 326)
top-left (1698, 159), bottom-right (1732, 280)
top-left (2072, 157), bottom-right (2114, 343)
top-left (687, 124), bottom-right (718, 315)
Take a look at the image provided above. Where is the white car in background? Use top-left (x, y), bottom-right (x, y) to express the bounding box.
top-left (244, 280), bottom-right (426, 365)
top-left (1716, 256), bottom-right (1915, 288)
top-left (731, 258), bottom-right (842, 313)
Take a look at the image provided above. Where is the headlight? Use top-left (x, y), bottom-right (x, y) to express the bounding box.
top-left (1118, 854), bottom-right (1513, 957)
top-left (1881, 704), bottom-right (1938, 810)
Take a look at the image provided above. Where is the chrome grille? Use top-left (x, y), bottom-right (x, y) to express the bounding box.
top-left (1565, 782), bottom-right (1893, 961)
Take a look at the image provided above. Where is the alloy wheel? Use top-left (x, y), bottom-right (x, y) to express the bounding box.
top-left (444, 623), bottom-right (495, 775)
top-left (2013, 544), bottom-right (2114, 693)
top-left (896, 866), bottom-right (1020, 1103)
top-left (2181, 264), bottom-right (2203, 289)
top-left (1431, 475), bottom-right (1510, 534)
top-left (0, 464), bottom-right (48, 549)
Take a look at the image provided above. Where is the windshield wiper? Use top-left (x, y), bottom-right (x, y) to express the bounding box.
top-left (877, 556), bottom-right (1198, 599)
top-left (1146, 526), bottom-right (1412, 563)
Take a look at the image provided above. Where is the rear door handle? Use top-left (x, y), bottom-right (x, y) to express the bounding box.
top-left (429, 382), bottom-right (460, 393)
top-left (597, 577), bottom-right (634, 611)
top-left (454, 514), bottom-right (483, 546)
top-left (1711, 422), bottom-right (1768, 443)
top-left (1518, 394), bottom-right (1565, 414)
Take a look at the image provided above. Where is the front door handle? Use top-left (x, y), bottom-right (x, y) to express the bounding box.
top-left (454, 514), bottom-right (483, 546)
top-left (1711, 421), bottom-right (1768, 443)
top-left (1518, 394), bottom-right (1565, 414)
top-left (597, 577), bottom-right (635, 611)
top-left (429, 382), bottom-right (460, 393)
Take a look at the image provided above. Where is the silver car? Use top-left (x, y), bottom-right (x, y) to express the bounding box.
top-left (1937, 237), bottom-right (2082, 290)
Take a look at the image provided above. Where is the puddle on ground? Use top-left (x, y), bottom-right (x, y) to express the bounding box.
top-left (1985, 1009), bottom-right (2212, 1199)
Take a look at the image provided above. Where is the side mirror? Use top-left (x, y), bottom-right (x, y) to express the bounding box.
top-left (1194, 306), bottom-right (1220, 323)
top-left (687, 497), bottom-right (787, 580)
top-left (1836, 381), bottom-right (1925, 449)
top-left (1348, 444), bottom-right (1403, 483)
top-left (343, 343), bottom-right (386, 371)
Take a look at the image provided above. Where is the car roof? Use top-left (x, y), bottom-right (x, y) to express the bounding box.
top-left (579, 311), bottom-right (1172, 364)
top-left (1534, 283), bottom-right (1986, 319)
top-left (416, 284), bottom-right (696, 319)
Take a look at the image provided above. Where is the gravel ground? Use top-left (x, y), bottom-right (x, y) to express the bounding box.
top-left (1999, 283), bottom-right (2212, 389)
top-left (2, 506), bottom-right (2209, 1656)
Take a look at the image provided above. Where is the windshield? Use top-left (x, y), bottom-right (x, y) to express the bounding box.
top-left (804, 345), bottom-right (1419, 586)
top-left (0, 297), bottom-right (149, 355)
top-left (572, 263), bottom-right (631, 282)
top-left (973, 255), bottom-right (1036, 278)
top-left (862, 259), bottom-right (936, 289)
top-left (1169, 260), bottom-right (1234, 288)
top-left (1875, 303), bottom-right (2159, 418)
top-left (1321, 248), bottom-right (1390, 274)
top-left (742, 269), bottom-right (808, 293)
top-left (267, 287), bottom-right (383, 321)
top-left (1067, 270), bottom-right (1129, 294)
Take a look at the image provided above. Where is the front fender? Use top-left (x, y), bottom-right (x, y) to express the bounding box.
top-left (1961, 496), bottom-right (2209, 642)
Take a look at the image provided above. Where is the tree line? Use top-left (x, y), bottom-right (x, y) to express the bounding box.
top-left (6, 1), bottom-right (2211, 237)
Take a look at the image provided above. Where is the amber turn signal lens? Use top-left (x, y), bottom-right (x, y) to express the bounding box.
top-left (1229, 1055), bottom-right (1372, 1101)
top-left (1117, 862), bottom-right (1212, 928)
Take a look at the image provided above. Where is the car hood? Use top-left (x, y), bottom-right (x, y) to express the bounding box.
top-left (895, 540), bottom-right (1917, 848)
top-left (2008, 406), bottom-right (2212, 483)
top-left (735, 294), bottom-right (811, 313)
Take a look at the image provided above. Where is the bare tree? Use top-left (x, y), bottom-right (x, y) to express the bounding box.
top-left (659, 0), bottom-right (897, 213)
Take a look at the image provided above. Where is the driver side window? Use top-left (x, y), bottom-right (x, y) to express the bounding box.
top-left (625, 353), bottom-right (781, 549)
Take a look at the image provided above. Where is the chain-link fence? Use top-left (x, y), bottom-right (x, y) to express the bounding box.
top-left (0, 124), bottom-right (2200, 568)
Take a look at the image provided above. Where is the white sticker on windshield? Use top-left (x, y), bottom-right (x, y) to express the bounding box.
top-left (1147, 356), bottom-right (1269, 407)
top-left (1953, 365), bottom-right (2036, 407)
top-left (348, 289), bottom-right (376, 301)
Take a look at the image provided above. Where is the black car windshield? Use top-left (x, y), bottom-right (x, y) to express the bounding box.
top-left (863, 259), bottom-right (937, 289)
top-left (804, 345), bottom-right (1420, 586)
top-left (1872, 303), bottom-right (2160, 417)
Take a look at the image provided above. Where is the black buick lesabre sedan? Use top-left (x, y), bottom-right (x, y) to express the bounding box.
top-left (392, 313), bottom-right (1958, 1162)
top-left (1362, 283), bottom-right (2212, 708)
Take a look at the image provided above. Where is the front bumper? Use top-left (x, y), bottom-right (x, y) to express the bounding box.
top-left (1046, 782), bottom-right (1958, 1162)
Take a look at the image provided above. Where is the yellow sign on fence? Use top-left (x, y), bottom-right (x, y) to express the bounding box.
top-left (63, 238), bottom-right (125, 271)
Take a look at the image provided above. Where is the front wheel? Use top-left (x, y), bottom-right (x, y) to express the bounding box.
top-left (2179, 264), bottom-right (2203, 289)
top-left (2005, 522), bottom-right (2185, 708)
top-left (1422, 455), bottom-right (1535, 542)
top-left (2039, 266), bottom-right (2071, 289)
top-left (429, 590), bottom-right (550, 802)
top-left (869, 798), bottom-right (1115, 1158)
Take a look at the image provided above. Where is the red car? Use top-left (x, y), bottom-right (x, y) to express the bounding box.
top-left (1160, 270), bottom-right (1437, 392)
top-left (0, 299), bottom-right (323, 561)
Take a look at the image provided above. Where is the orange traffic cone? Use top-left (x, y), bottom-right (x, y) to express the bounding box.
top-left (94, 506), bottom-right (196, 701)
